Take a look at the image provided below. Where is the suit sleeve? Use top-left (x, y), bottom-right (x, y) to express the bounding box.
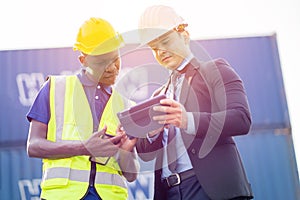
top-left (136, 133), bottom-right (163, 162)
top-left (136, 85), bottom-right (167, 161)
top-left (194, 58), bottom-right (252, 139)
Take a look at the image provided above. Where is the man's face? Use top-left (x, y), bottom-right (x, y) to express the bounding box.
top-left (148, 30), bottom-right (190, 70)
top-left (80, 50), bottom-right (121, 85)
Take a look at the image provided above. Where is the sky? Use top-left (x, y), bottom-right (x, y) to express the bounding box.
top-left (1, 0), bottom-right (300, 175)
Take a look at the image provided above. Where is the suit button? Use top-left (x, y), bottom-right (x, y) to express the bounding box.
top-left (191, 148), bottom-right (196, 154)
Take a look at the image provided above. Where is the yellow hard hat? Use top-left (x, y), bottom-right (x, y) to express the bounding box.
top-left (138, 5), bottom-right (185, 45)
top-left (73, 17), bottom-right (124, 55)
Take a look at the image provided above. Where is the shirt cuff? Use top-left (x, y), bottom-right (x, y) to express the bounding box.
top-left (146, 132), bottom-right (160, 144)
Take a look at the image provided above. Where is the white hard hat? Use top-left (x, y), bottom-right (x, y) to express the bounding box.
top-left (138, 5), bottom-right (185, 45)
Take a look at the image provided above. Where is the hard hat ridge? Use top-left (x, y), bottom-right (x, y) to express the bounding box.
top-left (138, 5), bottom-right (186, 45)
top-left (139, 5), bottom-right (184, 30)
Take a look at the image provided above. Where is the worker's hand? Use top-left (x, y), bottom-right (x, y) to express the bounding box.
top-left (116, 125), bottom-right (137, 152)
top-left (153, 98), bottom-right (188, 129)
top-left (83, 125), bottom-right (123, 157)
top-left (115, 125), bottom-right (139, 182)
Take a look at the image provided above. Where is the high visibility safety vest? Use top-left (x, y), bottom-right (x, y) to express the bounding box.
top-left (41, 75), bottom-right (130, 200)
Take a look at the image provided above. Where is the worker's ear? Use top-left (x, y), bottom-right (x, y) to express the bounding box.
top-left (182, 31), bottom-right (190, 44)
top-left (79, 54), bottom-right (87, 67)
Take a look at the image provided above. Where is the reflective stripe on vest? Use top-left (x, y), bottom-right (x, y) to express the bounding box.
top-left (42, 75), bottom-right (130, 200)
top-left (53, 75), bottom-right (66, 141)
top-left (43, 167), bottom-right (127, 188)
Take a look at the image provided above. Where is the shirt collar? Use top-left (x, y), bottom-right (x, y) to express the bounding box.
top-left (176, 53), bottom-right (194, 72)
top-left (101, 84), bottom-right (112, 95)
top-left (77, 68), bottom-right (112, 95)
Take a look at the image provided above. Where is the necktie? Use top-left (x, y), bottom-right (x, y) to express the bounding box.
top-left (167, 70), bottom-right (180, 172)
top-left (170, 70), bottom-right (180, 100)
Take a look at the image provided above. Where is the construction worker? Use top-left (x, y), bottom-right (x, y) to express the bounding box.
top-left (136, 5), bottom-right (253, 200)
top-left (26, 17), bottom-right (139, 200)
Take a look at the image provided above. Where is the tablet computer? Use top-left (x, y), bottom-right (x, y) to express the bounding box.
top-left (117, 94), bottom-right (167, 138)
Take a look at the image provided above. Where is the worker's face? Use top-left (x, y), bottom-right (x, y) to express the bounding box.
top-left (148, 30), bottom-right (190, 70)
top-left (80, 50), bottom-right (121, 86)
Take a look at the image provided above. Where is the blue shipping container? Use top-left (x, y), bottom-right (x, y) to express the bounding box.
top-left (0, 34), bottom-right (299, 199)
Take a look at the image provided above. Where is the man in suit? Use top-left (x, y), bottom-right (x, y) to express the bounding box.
top-left (136, 5), bottom-right (253, 200)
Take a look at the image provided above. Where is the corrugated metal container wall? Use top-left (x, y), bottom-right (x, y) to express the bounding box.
top-left (235, 132), bottom-right (299, 199)
top-left (1, 35), bottom-right (299, 199)
top-left (0, 147), bottom-right (41, 200)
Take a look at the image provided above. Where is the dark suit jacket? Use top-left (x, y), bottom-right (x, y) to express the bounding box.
top-left (136, 58), bottom-right (253, 200)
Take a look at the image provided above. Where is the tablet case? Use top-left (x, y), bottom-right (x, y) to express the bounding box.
top-left (117, 94), bottom-right (167, 138)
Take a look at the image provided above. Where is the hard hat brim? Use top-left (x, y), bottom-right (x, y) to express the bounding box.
top-left (138, 28), bottom-right (171, 47)
top-left (90, 34), bottom-right (124, 55)
top-left (73, 33), bottom-right (124, 55)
